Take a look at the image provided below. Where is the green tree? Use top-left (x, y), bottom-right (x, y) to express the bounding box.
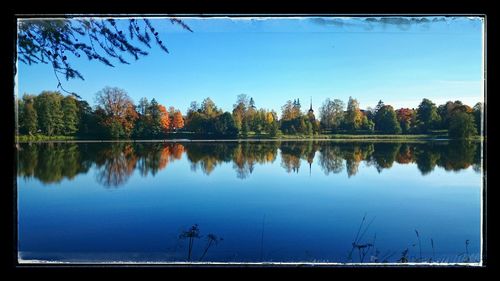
top-left (449, 109), bottom-right (477, 139)
top-left (148, 98), bottom-right (163, 137)
top-left (19, 94), bottom-right (38, 135)
top-left (361, 115), bottom-right (375, 132)
top-left (186, 111), bottom-right (209, 134)
top-left (253, 109), bottom-right (266, 134)
top-left (373, 100), bottom-right (385, 127)
top-left (76, 99), bottom-right (95, 137)
top-left (34, 91), bottom-right (64, 136)
top-left (299, 117), bottom-right (307, 134)
top-left (214, 112), bottom-right (239, 137)
top-left (246, 97), bottom-right (258, 132)
top-left (306, 120), bottom-right (313, 135)
top-left (108, 118), bottom-right (126, 139)
top-left (374, 100), bottom-right (385, 115)
top-left (312, 120), bottom-right (321, 134)
top-left (438, 100), bottom-right (464, 129)
top-left (269, 120), bottom-right (281, 137)
top-left (241, 119), bottom-right (249, 136)
top-left (416, 98), bottom-right (440, 133)
top-left (375, 105), bottom-right (401, 134)
top-left (132, 116), bottom-right (151, 138)
top-left (61, 96), bottom-right (79, 135)
top-left (133, 97), bottom-right (152, 138)
top-left (473, 102), bottom-right (483, 135)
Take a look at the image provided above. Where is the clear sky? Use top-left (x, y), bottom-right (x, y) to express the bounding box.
top-left (17, 16), bottom-right (484, 115)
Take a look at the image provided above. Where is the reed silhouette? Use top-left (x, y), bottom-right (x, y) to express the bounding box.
top-left (178, 224), bottom-right (223, 262)
top-left (347, 215), bottom-right (478, 264)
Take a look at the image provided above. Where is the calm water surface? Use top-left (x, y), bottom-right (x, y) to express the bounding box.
top-left (17, 140), bottom-right (482, 263)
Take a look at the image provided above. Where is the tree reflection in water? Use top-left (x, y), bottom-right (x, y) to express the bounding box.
top-left (17, 140), bottom-right (482, 187)
top-left (186, 143), bottom-right (235, 175)
top-left (94, 143), bottom-right (138, 187)
top-left (233, 142), bottom-right (278, 179)
top-left (17, 142), bottom-right (92, 184)
top-left (319, 145), bottom-right (344, 175)
top-left (370, 143), bottom-right (401, 173)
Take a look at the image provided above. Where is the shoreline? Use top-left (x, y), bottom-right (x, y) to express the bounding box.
top-left (15, 137), bottom-right (483, 144)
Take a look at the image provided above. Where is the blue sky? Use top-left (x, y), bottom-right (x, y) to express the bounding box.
top-left (17, 16), bottom-right (484, 115)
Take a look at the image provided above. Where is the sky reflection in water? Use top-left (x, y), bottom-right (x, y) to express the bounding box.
top-left (17, 141), bottom-right (482, 263)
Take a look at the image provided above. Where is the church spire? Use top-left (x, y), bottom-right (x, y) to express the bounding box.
top-left (308, 96), bottom-right (314, 113)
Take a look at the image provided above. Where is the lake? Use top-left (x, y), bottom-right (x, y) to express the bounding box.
top-left (16, 140), bottom-right (483, 264)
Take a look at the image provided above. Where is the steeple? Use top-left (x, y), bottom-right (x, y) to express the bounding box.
top-left (308, 96), bottom-right (314, 114)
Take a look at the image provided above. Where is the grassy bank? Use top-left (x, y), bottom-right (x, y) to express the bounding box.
top-left (16, 132), bottom-right (482, 143)
top-left (276, 133), bottom-right (481, 141)
top-left (16, 135), bottom-right (76, 142)
top-left (276, 134), bottom-right (446, 140)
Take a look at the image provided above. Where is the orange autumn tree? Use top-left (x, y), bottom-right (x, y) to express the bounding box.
top-left (167, 106), bottom-right (175, 130)
top-left (172, 110), bottom-right (185, 130)
top-left (123, 104), bottom-right (139, 136)
top-left (158, 105), bottom-right (170, 133)
top-left (166, 106), bottom-right (184, 131)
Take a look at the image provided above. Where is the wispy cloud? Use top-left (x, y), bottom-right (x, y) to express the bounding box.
top-left (309, 17), bottom-right (358, 28)
top-left (309, 16), bottom-right (481, 31)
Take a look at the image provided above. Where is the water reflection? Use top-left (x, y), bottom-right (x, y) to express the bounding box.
top-left (17, 141), bottom-right (482, 187)
top-left (17, 142), bottom-right (92, 184)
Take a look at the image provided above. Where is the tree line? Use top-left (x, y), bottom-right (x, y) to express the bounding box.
top-left (318, 98), bottom-right (482, 138)
top-left (18, 87), bottom-right (185, 139)
top-left (17, 86), bottom-right (483, 139)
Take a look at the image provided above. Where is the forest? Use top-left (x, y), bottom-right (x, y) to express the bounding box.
top-left (16, 86), bottom-right (483, 140)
